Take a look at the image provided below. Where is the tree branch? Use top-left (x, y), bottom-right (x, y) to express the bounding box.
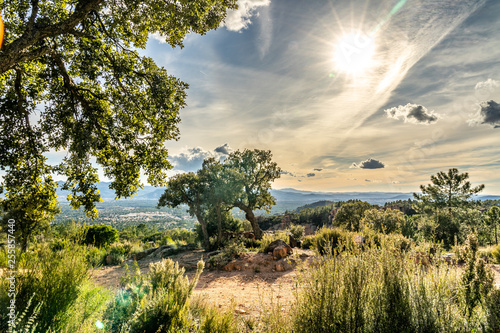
top-left (0, 0), bottom-right (104, 74)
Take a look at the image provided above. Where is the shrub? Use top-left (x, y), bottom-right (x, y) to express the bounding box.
top-left (312, 227), bottom-right (348, 255)
top-left (122, 259), bottom-right (205, 333)
top-left (190, 297), bottom-right (238, 333)
top-left (83, 224), bottom-right (119, 248)
top-left (291, 241), bottom-right (491, 333)
top-left (208, 241), bottom-right (246, 269)
top-left (50, 238), bottom-right (70, 252)
top-left (85, 246), bottom-right (107, 267)
top-left (492, 244), bottom-right (500, 264)
top-left (301, 235), bottom-right (314, 249)
top-left (361, 208), bottom-right (405, 234)
top-left (288, 223), bottom-right (305, 241)
top-left (0, 246), bottom-right (90, 332)
top-left (258, 230), bottom-right (290, 253)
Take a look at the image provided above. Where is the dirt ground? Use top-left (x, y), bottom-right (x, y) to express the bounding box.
top-left (91, 249), bottom-right (500, 318)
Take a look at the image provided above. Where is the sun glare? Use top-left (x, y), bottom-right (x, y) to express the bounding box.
top-left (333, 32), bottom-right (376, 76)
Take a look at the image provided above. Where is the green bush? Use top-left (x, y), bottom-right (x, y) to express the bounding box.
top-left (85, 246), bottom-right (107, 267)
top-left (208, 241), bottom-right (246, 269)
top-left (83, 224), bottom-right (119, 248)
top-left (312, 227), bottom-right (348, 255)
top-left (492, 244), bottom-right (500, 264)
top-left (122, 259), bottom-right (205, 333)
top-left (0, 246), bottom-right (90, 332)
top-left (291, 241), bottom-right (493, 333)
top-left (288, 224), bottom-right (305, 241)
top-left (301, 235), bottom-right (315, 249)
top-left (190, 298), bottom-right (238, 333)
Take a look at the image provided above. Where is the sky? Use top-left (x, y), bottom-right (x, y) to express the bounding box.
top-left (68, 0), bottom-right (500, 194)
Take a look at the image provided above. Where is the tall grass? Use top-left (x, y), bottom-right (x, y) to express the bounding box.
top-left (291, 239), bottom-right (495, 333)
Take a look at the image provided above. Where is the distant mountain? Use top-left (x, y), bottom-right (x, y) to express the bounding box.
top-left (270, 188), bottom-right (415, 205)
top-left (294, 200), bottom-right (336, 212)
top-left (55, 182), bottom-right (500, 206)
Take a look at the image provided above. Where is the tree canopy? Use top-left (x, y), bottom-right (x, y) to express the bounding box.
top-left (0, 0), bottom-right (237, 247)
top-left (413, 168), bottom-right (485, 212)
top-left (158, 149), bottom-right (281, 246)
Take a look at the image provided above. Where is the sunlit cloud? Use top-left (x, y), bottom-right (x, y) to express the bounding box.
top-left (224, 0), bottom-right (271, 32)
top-left (169, 145), bottom-right (233, 172)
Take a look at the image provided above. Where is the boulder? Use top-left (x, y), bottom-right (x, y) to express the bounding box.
top-left (273, 245), bottom-right (288, 260)
top-left (289, 234), bottom-right (299, 248)
top-left (132, 247), bottom-right (157, 261)
top-left (264, 239), bottom-right (293, 256)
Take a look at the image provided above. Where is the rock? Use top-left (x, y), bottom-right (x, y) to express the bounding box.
top-left (289, 234), bottom-right (299, 248)
top-left (275, 263), bottom-right (285, 272)
top-left (132, 247), bottom-right (156, 261)
top-left (265, 239), bottom-right (293, 256)
top-left (222, 262), bottom-right (237, 271)
top-left (150, 245), bottom-right (176, 259)
top-left (353, 235), bottom-right (365, 246)
top-left (235, 309), bottom-right (247, 315)
top-left (243, 231), bottom-right (255, 240)
top-left (273, 245), bottom-right (288, 260)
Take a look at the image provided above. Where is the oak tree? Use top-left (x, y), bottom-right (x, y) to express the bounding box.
top-left (0, 0), bottom-right (237, 247)
top-left (225, 149), bottom-right (281, 239)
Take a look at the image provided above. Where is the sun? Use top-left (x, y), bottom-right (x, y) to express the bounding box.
top-left (333, 32), bottom-right (377, 76)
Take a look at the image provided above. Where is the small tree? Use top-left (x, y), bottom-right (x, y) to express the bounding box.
top-left (225, 149), bottom-right (281, 239)
top-left (83, 224), bottom-right (119, 248)
top-left (333, 201), bottom-right (371, 232)
top-left (361, 208), bottom-right (405, 234)
top-left (485, 206), bottom-right (500, 245)
top-left (414, 168), bottom-right (484, 214)
top-left (157, 172), bottom-right (210, 250)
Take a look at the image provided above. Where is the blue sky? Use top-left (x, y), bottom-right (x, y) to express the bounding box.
top-left (67, 0), bottom-right (500, 193)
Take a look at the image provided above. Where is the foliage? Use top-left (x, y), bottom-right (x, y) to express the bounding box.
top-left (225, 149), bottom-right (282, 239)
top-left (333, 201), bottom-right (372, 231)
top-left (312, 227), bottom-right (349, 256)
top-left (190, 297), bottom-right (239, 333)
top-left (289, 223), bottom-right (305, 240)
top-left (0, 245), bottom-right (90, 332)
top-left (291, 240), bottom-right (496, 333)
top-left (83, 224), bottom-right (119, 248)
top-left (361, 208), bottom-right (405, 234)
top-left (492, 244), bottom-right (500, 264)
top-left (462, 234), bottom-right (495, 317)
top-left (53, 281), bottom-right (112, 333)
top-left (122, 259), bottom-right (204, 333)
top-left (85, 245), bottom-right (107, 267)
top-left (258, 230), bottom-right (290, 253)
top-left (414, 168), bottom-right (484, 211)
top-left (0, 0), bottom-right (238, 233)
top-left (208, 241), bottom-right (246, 269)
top-left (485, 206), bottom-right (500, 245)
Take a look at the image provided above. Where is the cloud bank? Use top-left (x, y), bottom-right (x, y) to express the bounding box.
top-left (351, 158), bottom-right (386, 169)
top-left (385, 103), bottom-right (440, 125)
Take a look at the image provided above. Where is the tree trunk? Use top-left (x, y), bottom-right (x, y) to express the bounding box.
top-left (243, 208), bottom-right (263, 240)
top-left (195, 211), bottom-right (210, 250)
top-left (216, 203), bottom-right (222, 248)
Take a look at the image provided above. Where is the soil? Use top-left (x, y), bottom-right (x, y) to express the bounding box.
top-left (91, 249), bottom-right (500, 319)
top-left (91, 248), bottom-right (314, 318)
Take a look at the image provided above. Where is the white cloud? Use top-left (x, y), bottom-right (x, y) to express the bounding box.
top-left (224, 0), bottom-right (270, 32)
top-left (168, 144), bottom-right (233, 172)
top-left (475, 79), bottom-right (500, 101)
